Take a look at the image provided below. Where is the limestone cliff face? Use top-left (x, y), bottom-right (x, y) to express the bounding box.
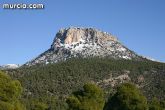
top-left (51, 27), bottom-right (118, 49)
top-left (25, 27), bottom-right (143, 66)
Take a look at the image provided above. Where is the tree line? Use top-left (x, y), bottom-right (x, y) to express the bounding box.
top-left (0, 70), bottom-right (165, 110)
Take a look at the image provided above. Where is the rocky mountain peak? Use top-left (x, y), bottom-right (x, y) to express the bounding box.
top-left (51, 27), bottom-right (118, 50)
top-left (25, 27), bottom-right (143, 66)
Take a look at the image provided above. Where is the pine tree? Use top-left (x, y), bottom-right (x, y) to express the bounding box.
top-left (67, 83), bottom-right (105, 110)
top-left (105, 83), bottom-right (148, 110)
top-left (0, 70), bottom-right (26, 110)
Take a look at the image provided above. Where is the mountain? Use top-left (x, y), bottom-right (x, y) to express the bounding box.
top-left (25, 27), bottom-right (144, 66)
top-left (9, 58), bottom-right (165, 110)
top-left (0, 64), bottom-right (20, 70)
top-left (6, 27), bottom-right (165, 109)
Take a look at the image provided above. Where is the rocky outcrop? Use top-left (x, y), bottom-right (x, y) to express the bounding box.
top-left (51, 27), bottom-right (117, 49)
top-left (25, 27), bottom-right (143, 66)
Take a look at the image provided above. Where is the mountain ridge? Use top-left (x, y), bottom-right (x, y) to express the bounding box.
top-left (25, 27), bottom-right (144, 66)
top-left (5, 27), bottom-right (165, 109)
top-left (0, 64), bottom-right (20, 70)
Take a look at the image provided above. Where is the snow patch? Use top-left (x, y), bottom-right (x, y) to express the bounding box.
top-left (122, 56), bottom-right (131, 60)
top-left (1, 64), bottom-right (20, 69)
top-left (116, 47), bottom-right (126, 51)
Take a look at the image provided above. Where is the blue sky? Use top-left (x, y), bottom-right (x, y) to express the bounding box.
top-left (0, 0), bottom-right (165, 64)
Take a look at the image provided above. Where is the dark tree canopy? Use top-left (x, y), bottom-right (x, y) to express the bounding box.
top-left (105, 83), bottom-right (148, 110)
top-left (67, 83), bottom-right (105, 110)
top-left (149, 97), bottom-right (165, 110)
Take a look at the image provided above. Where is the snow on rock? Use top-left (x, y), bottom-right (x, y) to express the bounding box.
top-left (25, 27), bottom-right (144, 66)
top-left (0, 64), bottom-right (20, 69)
top-left (122, 56), bottom-right (131, 60)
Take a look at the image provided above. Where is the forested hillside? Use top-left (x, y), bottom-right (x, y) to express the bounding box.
top-left (5, 58), bottom-right (165, 109)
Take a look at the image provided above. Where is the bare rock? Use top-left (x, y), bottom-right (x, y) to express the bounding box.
top-left (25, 27), bottom-right (144, 66)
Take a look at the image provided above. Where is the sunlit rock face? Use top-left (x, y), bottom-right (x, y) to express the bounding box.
top-left (51, 27), bottom-right (117, 49)
top-left (25, 27), bottom-right (143, 66)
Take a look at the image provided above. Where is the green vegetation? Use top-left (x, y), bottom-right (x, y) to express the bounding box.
top-left (67, 83), bottom-right (165, 110)
top-left (149, 97), bottom-right (165, 110)
top-left (104, 83), bottom-right (148, 110)
top-left (4, 57), bottom-right (165, 109)
top-left (67, 83), bottom-right (105, 110)
top-left (1, 68), bottom-right (165, 110)
top-left (31, 99), bottom-right (48, 110)
top-left (0, 70), bottom-right (25, 110)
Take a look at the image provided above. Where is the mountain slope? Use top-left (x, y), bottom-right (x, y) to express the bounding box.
top-left (25, 27), bottom-right (144, 66)
top-left (5, 27), bottom-right (165, 109)
top-left (8, 58), bottom-right (165, 110)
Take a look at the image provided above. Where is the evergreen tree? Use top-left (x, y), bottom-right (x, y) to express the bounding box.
top-left (0, 70), bottom-right (25, 110)
top-left (149, 97), bottom-right (164, 110)
top-left (31, 100), bottom-right (48, 110)
top-left (105, 83), bottom-right (148, 110)
top-left (67, 83), bottom-right (105, 110)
